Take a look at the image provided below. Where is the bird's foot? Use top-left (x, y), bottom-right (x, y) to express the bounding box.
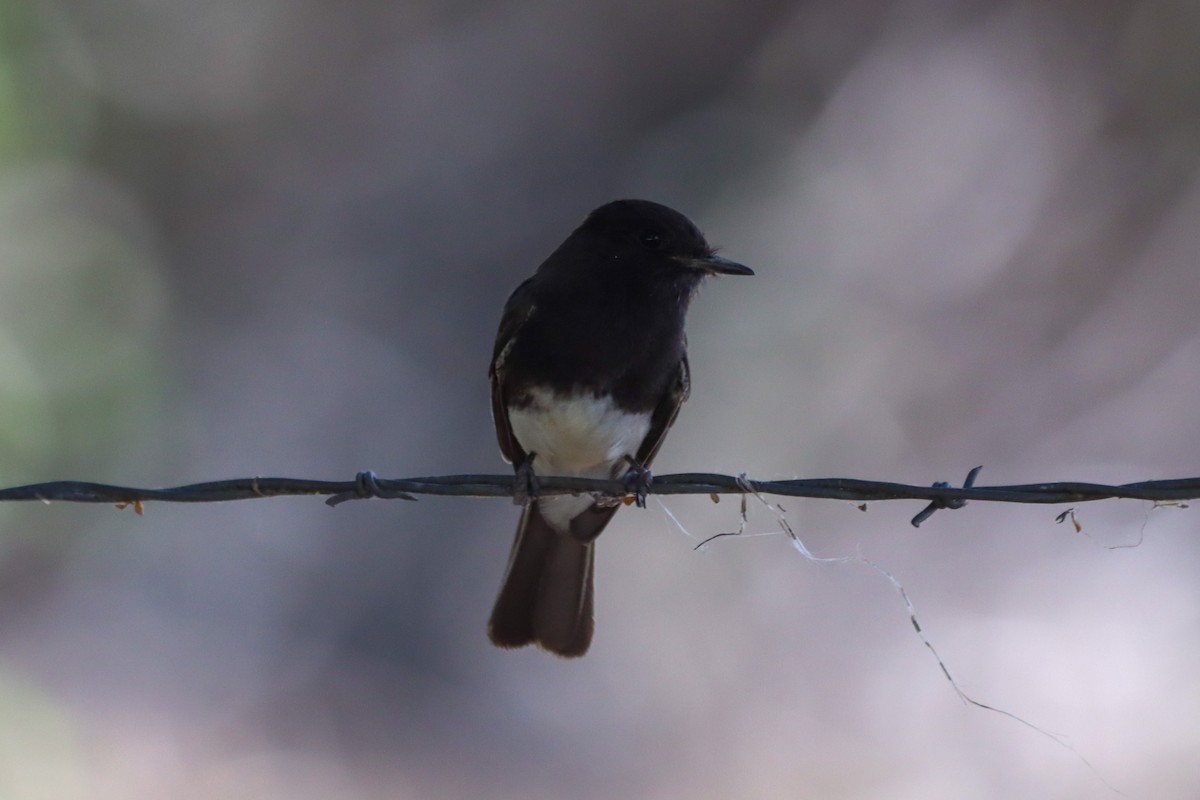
top-left (513, 452), bottom-right (540, 507)
top-left (621, 456), bottom-right (653, 508)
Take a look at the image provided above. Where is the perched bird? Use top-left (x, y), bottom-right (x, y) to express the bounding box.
top-left (487, 199), bottom-right (753, 657)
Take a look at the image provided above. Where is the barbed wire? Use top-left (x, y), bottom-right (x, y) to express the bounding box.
top-left (1, 467), bottom-right (1196, 527)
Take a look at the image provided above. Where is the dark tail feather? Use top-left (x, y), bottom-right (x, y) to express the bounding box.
top-left (488, 503), bottom-right (596, 658)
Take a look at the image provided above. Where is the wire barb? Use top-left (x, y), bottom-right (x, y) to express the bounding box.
top-left (326, 471), bottom-right (418, 507)
top-left (910, 465), bottom-right (983, 528)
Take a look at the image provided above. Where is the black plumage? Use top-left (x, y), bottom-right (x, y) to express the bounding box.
top-left (488, 199), bottom-right (752, 657)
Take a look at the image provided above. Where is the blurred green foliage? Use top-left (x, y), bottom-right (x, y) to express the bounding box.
top-left (0, 4), bottom-right (168, 506)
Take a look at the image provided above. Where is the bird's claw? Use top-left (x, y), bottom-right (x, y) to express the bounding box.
top-left (621, 456), bottom-right (653, 508)
top-left (513, 452), bottom-right (539, 506)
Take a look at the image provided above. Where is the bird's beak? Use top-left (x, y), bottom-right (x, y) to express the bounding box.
top-left (675, 253), bottom-right (755, 276)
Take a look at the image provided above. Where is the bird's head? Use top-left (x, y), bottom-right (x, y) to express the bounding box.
top-left (576, 199), bottom-right (754, 279)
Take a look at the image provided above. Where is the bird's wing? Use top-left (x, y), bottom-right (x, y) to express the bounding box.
top-left (636, 352), bottom-right (690, 468)
top-left (490, 277), bottom-right (537, 465)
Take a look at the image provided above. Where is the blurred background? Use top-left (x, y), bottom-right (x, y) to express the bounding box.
top-left (0, 0), bottom-right (1198, 797)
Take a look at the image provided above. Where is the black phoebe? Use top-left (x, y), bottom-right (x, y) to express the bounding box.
top-left (487, 199), bottom-right (753, 657)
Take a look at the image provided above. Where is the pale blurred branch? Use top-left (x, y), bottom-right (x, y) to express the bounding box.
top-left (1, 468), bottom-right (1196, 527)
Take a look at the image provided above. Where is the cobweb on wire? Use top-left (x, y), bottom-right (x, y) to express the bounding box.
top-left (663, 476), bottom-right (1123, 796)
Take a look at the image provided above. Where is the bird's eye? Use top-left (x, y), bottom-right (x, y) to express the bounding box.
top-left (639, 230), bottom-right (663, 250)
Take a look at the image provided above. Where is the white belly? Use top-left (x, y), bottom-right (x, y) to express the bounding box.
top-left (508, 388), bottom-right (651, 531)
